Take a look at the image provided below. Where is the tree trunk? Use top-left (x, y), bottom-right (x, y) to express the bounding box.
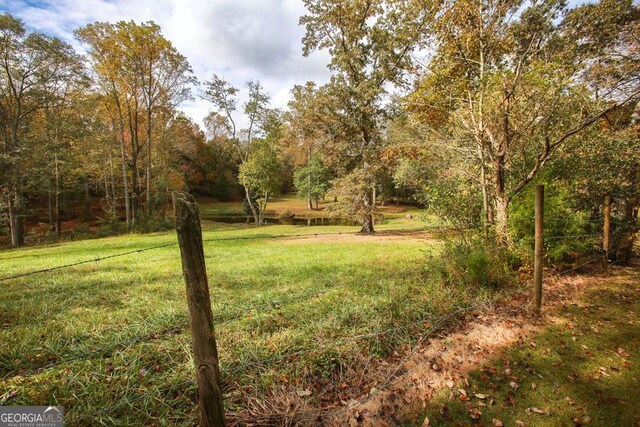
top-left (494, 154), bottom-right (510, 244)
top-left (244, 186), bottom-right (259, 225)
top-left (109, 153), bottom-right (116, 216)
top-left (360, 214), bottom-right (374, 233)
top-left (147, 109), bottom-right (152, 215)
top-left (55, 154), bottom-right (61, 239)
top-left (11, 186), bottom-right (25, 246)
top-left (115, 111), bottom-right (131, 232)
top-left (48, 190), bottom-right (54, 232)
top-left (622, 162), bottom-right (639, 264)
top-left (360, 192), bottom-right (375, 234)
top-left (83, 177), bottom-right (91, 221)
top-left (372, 185), bottom-right (377, 207)
top-left (7, 194), bottom-right (18, 247)
top-left (14, 215), bottom-right (24, 246)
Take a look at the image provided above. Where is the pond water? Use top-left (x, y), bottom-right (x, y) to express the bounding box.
top-left (201, 214), bottom-right (359, 226)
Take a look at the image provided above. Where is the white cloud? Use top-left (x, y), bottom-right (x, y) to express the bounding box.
top-left (2, 0), bottom-right (332, 128)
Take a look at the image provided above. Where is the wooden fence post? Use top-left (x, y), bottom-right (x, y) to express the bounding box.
top-left (533, 185), bottom-right (544, 314)
top-left (603, 195), bottom-right (611, 273)
top-left (173, 191), bottom-right (225, 427)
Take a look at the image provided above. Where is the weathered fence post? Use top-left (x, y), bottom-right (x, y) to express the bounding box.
top-left (533, 185), bottom-right (544, 314)
top-left (603, 195), bottom-right (611, 273)
top-left (173, 191), bottom-right (225, 427)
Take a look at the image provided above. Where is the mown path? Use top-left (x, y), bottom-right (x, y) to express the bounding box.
top-left (334, 264), bottom-right (640, 427)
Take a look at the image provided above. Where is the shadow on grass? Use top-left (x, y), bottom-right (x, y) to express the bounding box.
top-left (412, 269), bottom-right (640, 427)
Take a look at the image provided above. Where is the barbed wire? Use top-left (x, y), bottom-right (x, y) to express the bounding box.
top-left (556, 255), bottom-right (604, 276)
top-left (1, 222), bottom-right (625, 425)
top-left (68, 300), bottom-right (491, 425)
top-left (0, 228), bottom-right (446, 283)
top-left (0, 242), bottom-right (178, 283)
top-left (4, 288), bottom-right (331, 380)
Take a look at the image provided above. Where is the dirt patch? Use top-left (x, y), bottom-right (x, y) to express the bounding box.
top-left (273, 230), bottom-right (443, 245)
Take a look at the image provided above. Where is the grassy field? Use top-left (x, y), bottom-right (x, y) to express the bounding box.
top-left (199, 194), bottom-right (426, 219)
top-left (0, 211), bottom-right (498, 425)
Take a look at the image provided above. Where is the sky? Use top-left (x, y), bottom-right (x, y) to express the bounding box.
top-left (0, 0), bottom-right (333, 129)
top-left (0, 0), bottom-right (592, 130)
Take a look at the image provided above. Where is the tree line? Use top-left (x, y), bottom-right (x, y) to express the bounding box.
top-left (1, 0), bottom-right (638, 259)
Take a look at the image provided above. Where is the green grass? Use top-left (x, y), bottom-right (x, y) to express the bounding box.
top-left (412, 271), bottom-right (640, 427)
top-left (0, 214), bottom-right (491, 425)
top-left (198, 193), bottom-right (430, 220)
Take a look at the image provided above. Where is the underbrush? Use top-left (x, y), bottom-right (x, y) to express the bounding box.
top-left (426, 232), bottom-right (516, 290)
top-left (21, 214), bottom-right (174, 246)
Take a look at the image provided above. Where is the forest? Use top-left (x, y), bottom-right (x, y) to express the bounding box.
top-left (1, 0), bottom-right (639, 425)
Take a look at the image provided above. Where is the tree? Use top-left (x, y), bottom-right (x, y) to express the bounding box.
top-left (127, 21), bottom-right (195, 214)
top-left (238, 143), bottom-right (282, 225)
top-left (201, 76), bottom-right (271, 225)
top-left (0, 14), bottom-right (83, 246)
top-left (293, 156), bottom-right (333, 209)
top-left (76, 21), bottom-right (194, 225)
top-left (407, 0), bottom-right (640, 244)
top-left (300, 0), bottom-right (435, 233)
top-left (283, 82), bottom-right (324, 209)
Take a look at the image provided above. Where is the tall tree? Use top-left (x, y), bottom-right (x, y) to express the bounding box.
top-left (76, 21), bottom-right (194, 224)
top-left (201, 76), bottom-right (271, 225)
top-left (0, 14), bottom-right (82, 246)
top-left (301, 0), bottom-right (435, 232)
top-left (407, 0), bottom-right (640, 243)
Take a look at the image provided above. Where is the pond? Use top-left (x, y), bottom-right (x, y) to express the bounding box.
top-left (201, 214), bottom-right (359, 226)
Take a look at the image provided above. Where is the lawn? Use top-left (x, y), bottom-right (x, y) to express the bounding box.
top-left (198, 193), bottom-right (427, 219)
top-left (0, 213), bottom-right (494, 425)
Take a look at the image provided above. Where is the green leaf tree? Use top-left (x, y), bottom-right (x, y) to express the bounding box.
top-left (300, 0), bottom-right (436, 233)
top-left (293, 156), bottom-right (333, 209)
top-left (238, 143), bottom-right (282, 225)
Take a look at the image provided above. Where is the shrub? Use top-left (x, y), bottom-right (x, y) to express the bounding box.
top-left (133, 214), bottom-right (174, 233)
top-left (427, 232), bottom-right (515, 289)
top-left (278, 210), bottom-right (296, 224)
top-left (509, 181), bottom-right (598, 265)
top-left (97, 214), bottom-right (126, 237)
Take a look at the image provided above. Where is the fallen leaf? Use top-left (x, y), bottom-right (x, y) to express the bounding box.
top-left (573, 415), bottom-right (591, 425)
top-left (474, 393), bottom-right (487, 399)
top-left (446, 380), bottom-right (454, 388)
top-left (422, 417), bottom-right (430, 426)
top-left (469, 408), bottom-right (482, 419)
top-left (296, 389), bottom-right (312, 397)
top-left (510, 381), bottom-right (519, 390)
top-left (531, 407), bottom-right (545, 414)
top-left (515, 421), bottom-right (527, 427)
top-left (492, 419), bottom-right (503, 426)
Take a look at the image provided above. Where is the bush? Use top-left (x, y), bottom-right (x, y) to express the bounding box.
top-left (427, 232), bottom-right (515, 289)
top-left (70, 224), bottom-right (92, 239)
top-left (421, 177), bottom-right (483, 229)
top-left (509, 181), bottom-right (598, 265)
top-left (278, 210), bottom-right (296, 224)
top-left (133, 214), bottom-right (174, 233)
top-left (97, 214), bottom-right (126, 237)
